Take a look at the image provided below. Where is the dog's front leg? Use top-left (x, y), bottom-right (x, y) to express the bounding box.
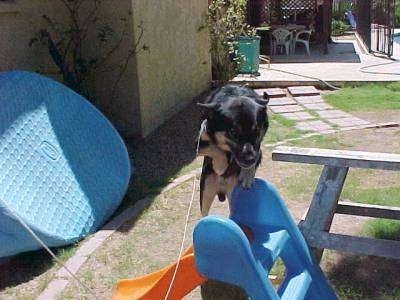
top-left (238, 165), bottom-right (256, 189)
top-left (200, 168), bottom-right (219, 216)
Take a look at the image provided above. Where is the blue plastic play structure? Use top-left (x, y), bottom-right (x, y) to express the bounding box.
top-left (193, 178), bottom-right (337, 300)
top-left (0, 71), bottom-right (131, 258)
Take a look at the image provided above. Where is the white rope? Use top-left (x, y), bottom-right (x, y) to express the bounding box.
top-left (163, 175), bottom-right (197, 300)
top-left (0, 199), bottom-right (99, 300)
top-left (163, 120), bottom-right (206, 300)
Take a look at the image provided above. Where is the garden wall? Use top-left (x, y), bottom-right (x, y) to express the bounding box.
top-left (0, 0), bottom-right (211, 139)
top-left (131, 0), bottom-right (211, 137)
top-left (0, 1), bottom-right (67, 75)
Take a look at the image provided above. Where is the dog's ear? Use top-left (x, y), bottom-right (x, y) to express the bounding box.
top-left (262, 92), bottom-right (270, 105)
top-left (254, 93), bottom-right (269, 107)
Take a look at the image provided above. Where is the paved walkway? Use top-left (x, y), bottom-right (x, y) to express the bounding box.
top-left (255, 86), bottom-right (397, 135)
top-left (233, 35), bottom-right (400, 86)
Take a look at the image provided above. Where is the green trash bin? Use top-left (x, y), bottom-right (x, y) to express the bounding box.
top-left (235, 35), bottom-right (260, 74)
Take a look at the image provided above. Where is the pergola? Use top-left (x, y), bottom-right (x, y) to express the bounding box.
top-left (247, 0), bottom-right (333, 54)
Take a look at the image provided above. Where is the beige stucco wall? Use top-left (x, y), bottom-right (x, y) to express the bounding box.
top-left (0, 1), bottom-right (211, 139)
top-left (0, 1), bottom-right (67, 74)
top-left (89, 0), bottom-right (143, 138)
top-left (132, 0), bottom-right (211, 137)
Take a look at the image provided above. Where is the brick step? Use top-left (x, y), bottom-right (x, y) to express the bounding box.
top-left (254, 88), bottom-right (286, 98)
top-left (288, 86), bottom-right (320, 97)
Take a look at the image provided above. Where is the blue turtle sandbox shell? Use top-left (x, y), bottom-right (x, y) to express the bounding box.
top-left (0, 71), bottom-right (131, 257)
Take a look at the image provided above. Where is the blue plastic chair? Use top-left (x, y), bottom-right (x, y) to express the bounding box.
top-left (193, 178), bottom-right (337, 300)
top-left (0, 71), bottom-right (131, 257)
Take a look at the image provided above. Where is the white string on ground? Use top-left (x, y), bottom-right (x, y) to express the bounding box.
top-left (163, 175), bottom-right (197, 300)
top-left (163, 120), bottom-right (206, 300)
top-left (0, 199), bottom-right (99, 300)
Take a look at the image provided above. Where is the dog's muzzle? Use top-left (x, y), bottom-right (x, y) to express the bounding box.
top-left (234, 143), bottom-right (260, 169)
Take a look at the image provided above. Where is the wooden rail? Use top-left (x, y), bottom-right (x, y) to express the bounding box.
top-left (272, 146), bottom-right (400, 261)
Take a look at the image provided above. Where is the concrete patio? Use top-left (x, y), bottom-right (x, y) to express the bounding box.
top-left (233, 33), bottom-right (400, 87)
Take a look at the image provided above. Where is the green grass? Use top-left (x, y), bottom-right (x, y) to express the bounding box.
top-left (324, 82), bottom-right (400, 112)
top-left (289, 134), bottom-right (339, 148)
top-left (363, 219), bottom-right (400, 240)
top-left (342, 186), bottom-right (400, 207)
top-left (263, 114), bottom-right (309, 144)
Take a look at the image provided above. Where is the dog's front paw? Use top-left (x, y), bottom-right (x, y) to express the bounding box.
top-left (238, 166), bottom-right (256, 189)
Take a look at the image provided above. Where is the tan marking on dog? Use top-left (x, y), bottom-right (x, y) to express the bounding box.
top-left (198, 144), bottom-right (229, 175)
top-left (201, 172), bottom-right (219, 216)
top-left (200, 130), bottom-right (211, 141)
top-left (220, 175), bottom-right (238, 214)
top-left (214, 132), bottom-right (235, 152)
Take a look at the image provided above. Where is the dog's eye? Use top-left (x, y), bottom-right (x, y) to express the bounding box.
top-left (229, 128), bottom-right (237, 137)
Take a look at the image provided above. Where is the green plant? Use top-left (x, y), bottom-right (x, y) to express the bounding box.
top-left (395, 1), bottom-right (400, 27)
top-left (331, 19), bottom-right (350, 36)
top-left (332, 1), bottom-right (354, 21)
top-left (207, 0), bottom-right (256, 82)
top-left (30, 0), bottom-right (147, 103)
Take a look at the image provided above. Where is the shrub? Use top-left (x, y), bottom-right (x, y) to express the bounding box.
top-left (331, 19), bottom-right (350, 36)
top-left (332, 1), bottom-right (355, 22)
top-left (395, 2), bottom-right (400, 27)
top-left (207, 0), bottom-right (255, 82)
top-left (30, 0), bottom-right (147, 103)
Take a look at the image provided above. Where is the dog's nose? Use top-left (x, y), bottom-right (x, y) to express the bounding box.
top-left (242, 143), bottom-right (256, 161)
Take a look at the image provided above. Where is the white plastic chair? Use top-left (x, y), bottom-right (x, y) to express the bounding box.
top-left (270, 28), bottom-right (292, 56)
top-left (293, 30), bottom-right (312, 55)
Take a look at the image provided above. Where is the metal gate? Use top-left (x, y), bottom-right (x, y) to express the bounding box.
top-left (357, 0), bottom-right (395, 57)
top-left (370, 0), bottom-right (395, 57)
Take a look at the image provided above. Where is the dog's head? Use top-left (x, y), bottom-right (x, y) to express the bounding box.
top-left (198, 85), bottom-right (269, 169)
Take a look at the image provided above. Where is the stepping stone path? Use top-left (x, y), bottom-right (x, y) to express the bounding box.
top-left (281, 111), bottom-right (315, 121)
top-left (268, 97), bottom-right (297, 106)
top-left (316, 110), bottom-right (352, 119)
top-left (270, 104), bottom-right (304, 113)
top-left (287, 86), bottom-right (320, 96)
top-left (294, 95), bottom-right (324, 104)
top-left (253, 85), bottom-right (379, 135)
top-left (256, 88), bottom-right (287, 98)
top-left (295, 120), bottom-right (334, 132)
top-left (302, 102), bottom-right (334, 111)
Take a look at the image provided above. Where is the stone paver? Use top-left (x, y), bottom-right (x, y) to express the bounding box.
top-left (294, 95), bottom-right (324, 104)
top-left (296, 120), bottom-right (333, 132)
top-left (280, 111), bottom-right (315, 121)
top-left (302, 102), bottom-right (334, 111)
top-left (255, 88), bottom-right (286, 98)
top-left (268, 97), bottom-right (297, 106)
top-left (270, 104), bottom-right (305, 113)
top-left (288, 86), bottom-right (320, 96)
top-left (316, 109), bottom-right (352, 119)
top-left (327, 117), bottom-right (371, 127)
top-left (258, 85), bottom-right (381, 135)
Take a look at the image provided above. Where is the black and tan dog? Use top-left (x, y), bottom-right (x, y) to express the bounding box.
top-left (197, 84), bottom-right (269, 216)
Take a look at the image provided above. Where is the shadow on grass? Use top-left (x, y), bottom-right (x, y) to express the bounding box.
top-left (0, 251), bottom-right (50, 290)
top-left (123, 98), bottom-right (204, 206)
top-left (0, 245), bottom-right (75, 291)
top-left (201, 280), bottom-right (248, 300)
top-left (328, 254), bottom-right (400, 298)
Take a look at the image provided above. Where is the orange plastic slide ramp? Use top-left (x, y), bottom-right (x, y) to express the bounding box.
top-left (113, 246), bottom-right (206, 300)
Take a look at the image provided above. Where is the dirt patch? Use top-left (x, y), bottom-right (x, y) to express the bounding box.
top-left (353, 109), bottom-right (400, 124)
